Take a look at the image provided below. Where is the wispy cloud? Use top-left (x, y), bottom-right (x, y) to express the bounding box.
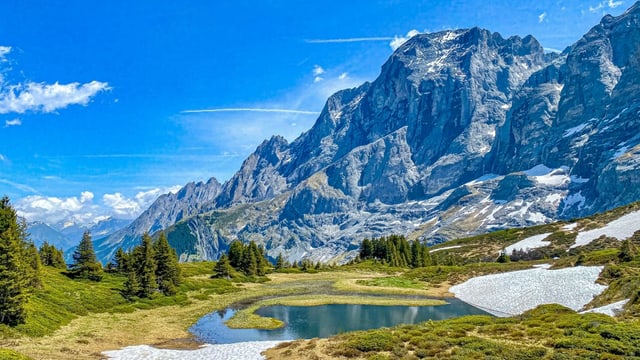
top-left (390, 30), bottom-right (421, 51)
top-left (4, 118), bottom-right (21, 127)
top-left (589, 0), bottom-right (623, 12)
top-left (539, 12), bottom-right (547, 23)
top-left (0, 46), bottom-right (11, 61)
top-left (0, 81), bottom-right (110, 114)
top-left (0, 154), bottom-right (7, 162)
top-left (0, 178), bottom-right (38, 193)
top-left (305, 37), bottom-right (393, 44)
top-left (181, 108), bottom-right (320, 115)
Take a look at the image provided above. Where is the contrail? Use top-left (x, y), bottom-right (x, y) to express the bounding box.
top-left (181, 108), bottom-right (320, 115)
top-left (305, 37), bottom-right (393, 44)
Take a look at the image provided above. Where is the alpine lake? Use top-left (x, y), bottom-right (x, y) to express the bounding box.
top-left (190, 298), bottom-right (489, 344)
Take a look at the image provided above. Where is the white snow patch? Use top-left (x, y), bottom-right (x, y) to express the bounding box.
top-left (500, 103), bottom-right (512, 110)
top-left (450, 265), bottom-right (605, 317)
top-left (581, 299), bottom-right (629, 317)
top-left (562, 223), bottom-right (578, 231)
top-left (571, 210), bottom-right (640, 249)
top-left (563, 192), bottom-right (586, 210)
top-left (102, 341), bottom-right (284, 360)
top-left (430, 245), bottom-right (463, 253)
top-left (545, 193), bottom-right (564, 205)
top-left (503, 233), bottom-right (552, 254)
top-left (522, 165), bottom-right (570, 186)
top-left (563, 123), bottom-right (588, 138)
top-left (523, 164), bottom-right (553, 176)
top-left (570, 175), bottom-right (590, 184)
top-left (527, 212), bottom-right (548, 223)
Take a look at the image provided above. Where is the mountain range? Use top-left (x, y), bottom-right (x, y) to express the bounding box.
top-left (93, 2), bottom-right (640, 264)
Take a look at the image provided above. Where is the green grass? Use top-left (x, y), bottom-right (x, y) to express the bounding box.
top-left (0, 349), bottom-right (33, 359)
top-left (355, 277), bottom-right (424, 289)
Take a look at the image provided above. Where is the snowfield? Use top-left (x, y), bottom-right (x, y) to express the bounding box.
top-left (581, 299), bottom-right (629, 317)
top-left (502, 233), bottom-right (551, 254)
top-left (102, 341), bottom-right (283, 360)
top-left (571, 210), bottom-right (640, 249)
top-left (450, 264), bottom-right (606, 317)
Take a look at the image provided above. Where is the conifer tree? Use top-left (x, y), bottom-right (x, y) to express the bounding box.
top-left (26, 242), bottom-right (42, 288)
top-left (123, 267), bottom-right (140, 299)
top-left (213, 254), bottom-right (232, 279)
top-left (360, 238), bottom-right (373, 260)
top-left (153, 232), bottom-right (180, 295)
top-left (275, 253), bottom-right (285, 271)
top-left (135, 233), bottom-right (156, 297)
top-left (0, 196), bottom-right (35, 326)
top-left (70, 231), bottom-right (103, 281)
top-left (39, 242), bottom-right (66, 269)
top-left (113, 247), bottom-right (128, 273)
top-left (228, 240), bottom-right (244, 269)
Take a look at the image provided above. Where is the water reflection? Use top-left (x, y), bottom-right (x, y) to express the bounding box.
top-left (190, 299), bottom-right (488, 344)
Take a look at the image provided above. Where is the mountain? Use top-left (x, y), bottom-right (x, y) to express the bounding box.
top-left (100, 2), bottom-right (640, 264)
top-left (27, 217), bottom-right (131, 256)
top-left (94, 178), bottom-right (222, 262)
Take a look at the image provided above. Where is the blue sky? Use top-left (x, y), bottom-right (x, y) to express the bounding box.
top-left (0, 0), bottom-right (629, 225)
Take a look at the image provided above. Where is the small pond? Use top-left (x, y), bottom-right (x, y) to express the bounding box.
top-left (190, 299), bottom-right (489, 344)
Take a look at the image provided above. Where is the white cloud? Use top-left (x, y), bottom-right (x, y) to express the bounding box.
top-left (0, 46), bottom-right (10, 61)
top-left (390, 29), bottom-right (421, 51)
top-left (539, 12), bottom-right (547, 23)
top-left (314, 76), bottom-right (323, 83)
top-left (16, 186), bottom-right (180, 226)
top-left (338, 72), bottom-right (349, 80)
top-left (312, 65), bottom-right (325, 76)
top-left (0, 80), bottom-right (110, 114)
top-left (589, 0), bottom-right (623, 12)
top-left (0, 154), bottom-right (6, 162)
top-left (4, 118), bottom-right (21, 127)
top-left (80, 191), bottom-right (94, 203)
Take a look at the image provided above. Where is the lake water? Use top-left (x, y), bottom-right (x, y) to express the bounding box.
top-left (190, 299), bottom-right (489, 344)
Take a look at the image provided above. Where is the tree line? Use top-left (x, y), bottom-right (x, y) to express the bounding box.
top-left (214, 240), bottom-right (270, 278)
top-left (112, 232), bottom-right (181, 298)
top-left (358, 235), bottom-right (432, 268)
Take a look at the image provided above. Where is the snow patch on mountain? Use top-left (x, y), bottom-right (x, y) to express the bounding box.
top-left (571, 210), bottom-right (640, 249)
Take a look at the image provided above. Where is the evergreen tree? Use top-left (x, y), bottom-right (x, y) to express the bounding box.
top-left (243, 246), bottom-right (258, 276)
top-left (275, 253), bottom-right (285, 271)
top-left (228, 240), bottom-right (244, 269)
top-left (360, 238), bottom-right (373, 260)
top-left (70, 231), bottom-right (103, 281)
top-left (39, 242), bottom-right (66, 269)
top-left (135, 233), bottom-right (156, 297)
top-left (213, 254), bottom-right (232, 279)
top-left (25, 242), bottom-right (42, 288)
top-left (113, 247), bottom-right (129, 273)
top-left (497, 249), bottom-right (510, 263)
top-left (153, 232), bottom-right (181, 295)
top-left (0, 196), bottom-right (35, 326)
top-left (123, 267), bottom-right (140, 299)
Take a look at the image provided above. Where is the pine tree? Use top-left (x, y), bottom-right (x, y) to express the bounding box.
top-left (135, 233), bottom-right (156, 298)
top-left (275, 253), bottom-right (285, 271)
top-left (123, 267), bottom-right (140, 299)
top-left (113, 247), bottom-right (129, 273)
top-left (497, 249), bottom-right (510, 263)
top-left (360, 238), bottom-right (373, 260)
top-left (39, 242), bottom-right (66, 269)
top-left (153, 232), bottom-right (181, 295)
top-left (213, 254), bottom-right (232, 279)
top-left (228, 240), bottom-right (244, 269)
top-left (70, 231), bottom-right (103, 281)
top-left (0, 196), bottom-right (35, 326)
top-left (25, 242), bottom-right (42, 288)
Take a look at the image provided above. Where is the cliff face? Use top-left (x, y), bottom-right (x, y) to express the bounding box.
top-left (99, 3), bottom-right (640, 264)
